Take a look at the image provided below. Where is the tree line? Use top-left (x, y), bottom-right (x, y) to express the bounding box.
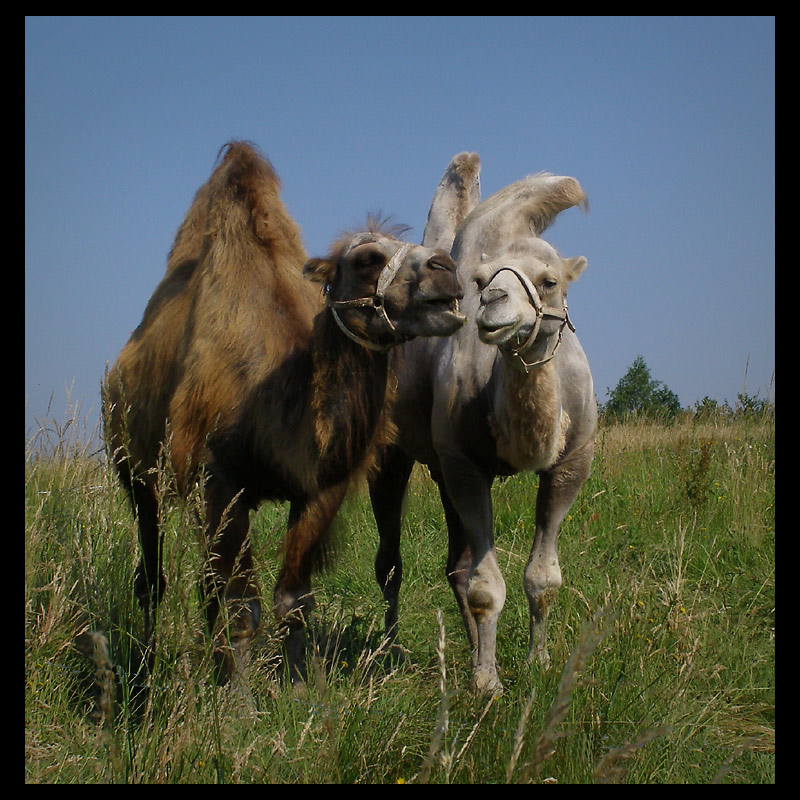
top-left (600, 355), bottom-right (774, 423)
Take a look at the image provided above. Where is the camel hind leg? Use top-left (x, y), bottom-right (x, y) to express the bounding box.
top-left (130, 480), bottom-right (166, 647)
top-left (109, 467), bottom-right (165, 694)
top-left (435, 479), bottom-right (478, 661)
top-left (369, 446), bottom-right (414, 645)
top-left (201, 473), bottom-right (261, 685)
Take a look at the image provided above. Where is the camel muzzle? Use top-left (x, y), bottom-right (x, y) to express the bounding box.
top-left (482, 266), bottom-right (575, 374)
top-left (326, 243), bottom-right (417, 352)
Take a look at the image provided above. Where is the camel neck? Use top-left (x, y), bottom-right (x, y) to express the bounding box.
top-left (309, 310), bottom-right (393, 486)
top-left (489, 359), bottom-right (567, 473)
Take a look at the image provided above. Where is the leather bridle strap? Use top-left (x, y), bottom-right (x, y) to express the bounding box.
top-left (489, 266), bottom-right (575, 374)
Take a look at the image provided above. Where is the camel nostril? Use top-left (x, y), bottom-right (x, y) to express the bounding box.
top-left (427, 255), bottom-right (456, 273)
top-left (480, 287), bottom-right (508, 306)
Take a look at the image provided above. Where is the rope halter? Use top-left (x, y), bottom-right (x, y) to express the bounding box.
top-left (325, 241), bottom-right (414, 353)
top-left (485, 266), bottom-right (575, 374)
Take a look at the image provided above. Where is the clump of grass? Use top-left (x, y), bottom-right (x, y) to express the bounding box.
top-left (680, 436), bottom-right (715, 511)
top-left (591, 725), bottom-right (672, 783)
top-left (518, 609), bottom-right (612, 782)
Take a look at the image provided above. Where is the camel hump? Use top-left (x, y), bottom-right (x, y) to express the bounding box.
top-left (422, 151), bottom-right (482, 251)
top-left (208, 140), bottom-right (298, 246)
top-left (214, 141), bottom-right (281, 199)
top-left (446, 151), bottom-right (481, 186)
top-left (452, 172), bottom-right (588, 261)
top-left (163, 140), bottom-right (307, 288)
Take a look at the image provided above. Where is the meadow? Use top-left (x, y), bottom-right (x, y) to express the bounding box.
top-left (25, 403), bottom-right (774, 783)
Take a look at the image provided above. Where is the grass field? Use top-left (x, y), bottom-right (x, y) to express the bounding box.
top-left (25, 404), bottom-right (774, 783)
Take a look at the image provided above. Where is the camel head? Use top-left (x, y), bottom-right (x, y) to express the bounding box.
top-left (304, 229), bottom-right (466, 351)
top-left (473, 237), bottom-right (587, 372)
top-left (448, 171), bottom-right (588, 373)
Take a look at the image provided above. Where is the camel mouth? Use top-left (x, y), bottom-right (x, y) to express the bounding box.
top-left (476, 316), bottom-right (524, 346)
top-left (424, 297), bottom-right (467, 325)
top-left (477, 324), bottom-right (516, 346)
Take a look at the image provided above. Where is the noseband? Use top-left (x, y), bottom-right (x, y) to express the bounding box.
top-left (487, 266), bottom-right (575, 374)
top-left (325, 242), bottom-right (414, 352)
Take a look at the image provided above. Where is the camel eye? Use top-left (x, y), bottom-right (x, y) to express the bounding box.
top-left (352, 247), bottom-right (386, 274)
top-left (541, 278), bottom-right (558, 291)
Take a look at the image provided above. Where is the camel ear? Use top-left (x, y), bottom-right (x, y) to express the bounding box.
top-left (564, 256), bottom-right (587, 282)
top-left (303, 257), bottom-right (335, 284)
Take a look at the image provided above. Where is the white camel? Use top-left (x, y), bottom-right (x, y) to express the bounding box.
top-left (370, 154), bottom-right (596, 693)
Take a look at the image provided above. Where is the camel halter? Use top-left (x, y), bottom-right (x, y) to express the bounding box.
top-left (325, 242), bottom-right (415, 353)
top-left (486, 266), bottom-right (575, 374)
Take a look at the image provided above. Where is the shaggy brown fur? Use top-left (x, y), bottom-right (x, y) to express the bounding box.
top-left (105, 141), bottom-right (463, 683)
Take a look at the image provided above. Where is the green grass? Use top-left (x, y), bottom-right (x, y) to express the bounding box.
top-left (25, 407), bottom-right (774, 783)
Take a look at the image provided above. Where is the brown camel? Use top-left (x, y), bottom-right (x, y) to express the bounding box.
top-left (370, 154), bottom-right (595, 693)
top-left (104, 141), bottom-right (465, 684)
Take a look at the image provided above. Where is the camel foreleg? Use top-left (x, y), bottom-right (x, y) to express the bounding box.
top-left (440, 455), bottom-right (505, 695)
top-left (273, 482), bottom-right (349, 685)
top-left (526, 442), bottom-right (593, 668)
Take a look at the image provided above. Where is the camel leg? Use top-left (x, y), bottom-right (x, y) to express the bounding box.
top-left (202, 475), bottom-right (260, 684)
top-left (369, 446), bottom-right (414, 644)
top-left (273, 482), bottom-right (348, 685)
top-left (440, 456), bottom-right (505, 694)
top-left (128, 479), bottom-right (166, 653)
top-left (436, 481), bottom-right (477, 661)
top-left (526, 442), bottom-right (593, 668)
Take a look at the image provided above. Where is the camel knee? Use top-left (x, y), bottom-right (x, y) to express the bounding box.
top-left (226, 596), bottom-right (261, 636)
top-left (208, 595), bottom-right (261, 685)
top-left (467, 561), bottom-right (506, 620)
top-left (273, 586), bottom-right (315, 685)
top-left (524, 556), bottom-right (561, 603)
top-left (273, 586), bottom-right (315, 630)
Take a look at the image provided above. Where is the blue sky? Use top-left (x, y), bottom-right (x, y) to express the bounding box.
top-left (25, 16), bottom-right (775, 442)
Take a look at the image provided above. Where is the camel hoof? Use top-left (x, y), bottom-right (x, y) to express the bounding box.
top-left (528, 645), bottom-right (552, 670)
top-left (380, 639), bottom-right (407, 667)
top-left (211, 598), bottom-right (260, 685)
top-left (469, 669), bottom-right (504, 696)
